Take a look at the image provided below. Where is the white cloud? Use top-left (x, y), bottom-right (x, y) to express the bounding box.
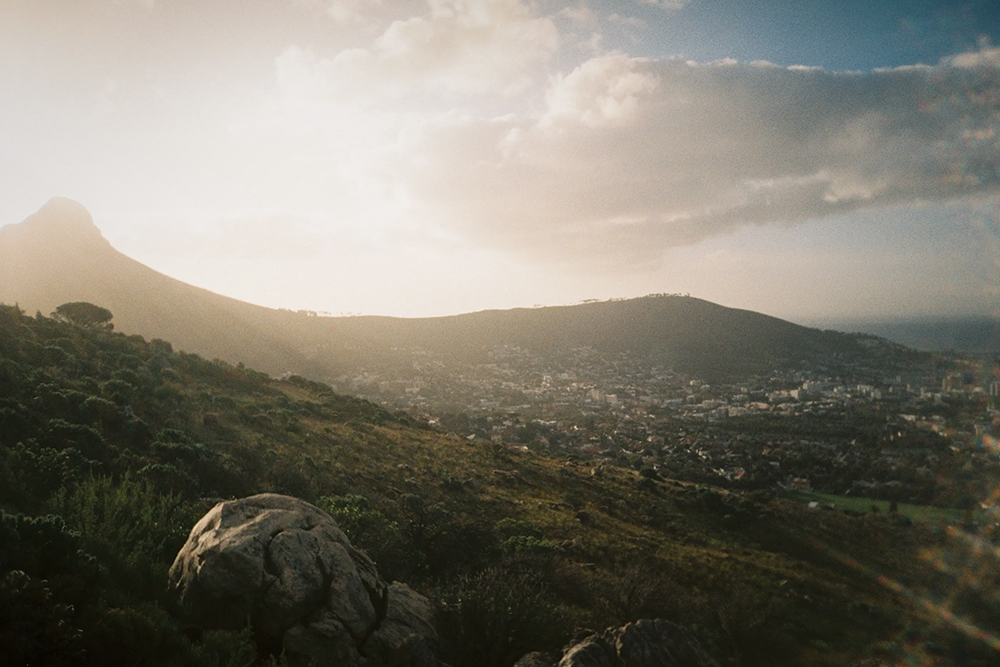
top-left (541, 52), bottom-right (657, 127)
top-left (281, 0), bottom-right (559, 96)
top-left (324, 0), bottom-right (382, 24)
top-left (637, 0), bottom-right (689, 10)
top-left (557, 5), bottom-right (598, 26)
top-left (112, 0), bottom-right (156, 10)
top-left (394, 49), bottom-right (1000, 266)
top-left (946, 46), bottom-right (1000, 69)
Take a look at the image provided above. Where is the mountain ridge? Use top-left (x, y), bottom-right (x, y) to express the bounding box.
top-left (1, 199), bottom-right (902, 385)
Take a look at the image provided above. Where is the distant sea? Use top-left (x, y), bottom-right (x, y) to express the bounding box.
top-left (801, 317), bottom-right (1000, 354)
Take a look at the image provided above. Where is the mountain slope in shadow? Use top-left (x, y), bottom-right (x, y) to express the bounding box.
top-left (1, 199), bottom-right (892, 382)
top-left (0, 198), bottom-right (334, 376)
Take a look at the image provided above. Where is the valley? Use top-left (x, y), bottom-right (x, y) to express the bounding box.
top-left (1, 201), bottom-right (999, 666)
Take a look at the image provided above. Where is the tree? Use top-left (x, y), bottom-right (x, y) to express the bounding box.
top-left (51, 303), bottom-right (113, 330)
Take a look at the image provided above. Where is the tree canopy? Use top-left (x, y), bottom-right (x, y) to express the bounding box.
top-left (51, 302), bottom-right (113, 330)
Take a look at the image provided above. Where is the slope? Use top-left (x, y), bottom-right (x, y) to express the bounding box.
top-left (1, 304), bottom-right (991, 666)
top-left (0, 198), bottom-right (335, 377)
top-left (2, 199), bottom-right (902, 388)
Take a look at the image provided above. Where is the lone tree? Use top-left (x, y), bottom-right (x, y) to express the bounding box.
top-left (51, 302), bottom-right (114, 330)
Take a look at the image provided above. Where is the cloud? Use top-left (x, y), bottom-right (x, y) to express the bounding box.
top-left (542, 52), bottom-right (657, 127)
top-left (638, 0), bottom-right (689, 9)
top-left (324, 0), bottom-right (382, 25)
top-left (278, 0), bottom-right (559, 97)
top-left (396, 48), bottom-right (1000, 266)
top-left (114, 212), bottom-right (329, 261)
top-left (112, 0), bottom-right (155, 9)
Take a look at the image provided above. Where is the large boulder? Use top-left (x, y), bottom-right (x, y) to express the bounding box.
top-left (168, 493), bottom-right (444, 667)
top-left (516, 619), bottom-right (720, 667)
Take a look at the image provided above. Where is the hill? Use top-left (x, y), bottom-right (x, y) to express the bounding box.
top-left (1, 304), bottom-right (995, 666)
top-left (0, 200), bottom-right (907, 394)
top-left (808, 316), bottom-right (1000, 354)
top-left (0, 198), bottom-right (338, 377)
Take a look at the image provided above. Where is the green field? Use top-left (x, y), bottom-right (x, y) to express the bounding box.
top-left (782, 489), bottom-right (971, 524)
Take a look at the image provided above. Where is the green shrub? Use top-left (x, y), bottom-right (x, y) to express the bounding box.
top-left (494, 517), bottom-right (542, 541)
top-left (49, 475), bottom-right (197, 600)
top-left (712, 583), bottom-right (797, 667)
top-left (396, 493), bottom-right (495, 579)
top-left (0, 512), bottom-right (98, 581)
top-left (500, 534), bottom-right (560, 555)
top-left (81, 603), bottom-right (189, 667)
top-left (0, 570), bottom-right (84, 667)
top-left (438, 560), bottom-right (572, 667)
top-left (588, 559), bottom-right (689, 627)
top-left (317, 494), bottom-right (420, 581)
top-left (3, 441), bottom-right (92, 507)
top-left (80, 396), bottom-right (121, 426)
top-left (45, 419), bottom-right (112, 462)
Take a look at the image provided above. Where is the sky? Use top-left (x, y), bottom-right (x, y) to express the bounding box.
top-left (2, 0), bottom-right (1000, 321)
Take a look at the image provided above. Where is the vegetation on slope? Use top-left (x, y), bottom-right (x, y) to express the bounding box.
top-left (0, 303), bottom-right (996, 666)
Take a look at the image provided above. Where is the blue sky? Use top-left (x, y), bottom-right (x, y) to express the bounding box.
top-left (612, 0), bottom-right (999, 69)
top-left (2, 0), bottom-right (999, 321)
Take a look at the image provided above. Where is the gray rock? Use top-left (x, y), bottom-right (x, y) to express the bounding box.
top-left (364, 582), bottom-right (442, 667)
top-left (283, 609), bottom-right (363, 667)
top-left (614, 619), bottom-right (718, 666)
top-left (558, 636), bottom-right (616, 667)
top-left (168, 493), bottom-right (445, 667)
top-left (557, 619), bottom-right (719, 667)
top-left (514, 651), bottom-right (559, 667)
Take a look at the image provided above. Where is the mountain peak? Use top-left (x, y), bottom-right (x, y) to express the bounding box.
top-left (28, 197), bottom-right (102, 235)
top-left (35, 196), bottom-right (93, 220)
top-left (2, 197), bottom-right (110, 250)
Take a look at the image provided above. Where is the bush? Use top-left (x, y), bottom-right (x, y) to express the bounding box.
top-left (396, 493), bottom-right (496, 580)
top-left (588, 559), bottom-right (689, 627)
top-left (438, 559), bottom-right (572, 667)
top-left (712, 583), bottom-right (797, 666)
top-left (2, 441), bottom-right (92, 507)
top-left (0, 512), bottom-right (98, 581)
top-left (317, 494), bottom-right (421, 581)
top-left (48, 476), bottom-right (197, 600)
top-left (494, 517), bottom-right (542, 541)
top-left (0, 570), bottom-right (84, 667)
top-left (500, 535), bottom-right (561, 556)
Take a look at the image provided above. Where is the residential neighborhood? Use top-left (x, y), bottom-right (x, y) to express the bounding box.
top-left (328, 342), bottom-right (1000, 514)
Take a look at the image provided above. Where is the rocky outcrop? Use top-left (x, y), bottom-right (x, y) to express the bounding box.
top-left (514, 651), bottom-right (561, 667)
top-left (168, 494), bottom-right (445, 667)
top-left (518, 619), bottom-right (720, 667)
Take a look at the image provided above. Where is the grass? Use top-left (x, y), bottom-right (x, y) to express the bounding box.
top-left (782, 489), bottom-right (971, 524)
top-left (3, 304), bottom-right (989, 667)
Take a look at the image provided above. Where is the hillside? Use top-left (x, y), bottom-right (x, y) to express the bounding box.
top-left (1, 304), bottom-right (996, 666)
top-left (813, 317), bottom-right (1000, 354)
top-left (0, 198), bottom-right (338, 378)
top-left (0, 200), bottom-right (906, 390)
top-left (321, 296), bottom-right (871, 377)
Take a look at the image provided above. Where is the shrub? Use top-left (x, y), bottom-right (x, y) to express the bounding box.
top-left (396, 493), bottom-right (496, 579)
top-left (45, 419), bottom-right (112, 462)
top-left (494, 517), bottom-right (542, 541)
top-left (81, 603), bottom-right (189, 667)
top-left (500, 535), bottom-right (561, 556)
top-left (438, 559), bottom-right (572, 667)
top-left (3, 441), bottom-right (92, 507)
top-left (712, 583), bottom-right (797, 666)
top-left (0, 512), bottom-right (98, 581)
top-left (49, 475), bottom-right (197, 600)
top-left (588, 559), bottom-right (688, 627)
top-left (136, 463), bottom-right (199, 498)
top-left (0, 570), bottom-right (84, 667)
top-left (317, 494), bottom-right (420, 581)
